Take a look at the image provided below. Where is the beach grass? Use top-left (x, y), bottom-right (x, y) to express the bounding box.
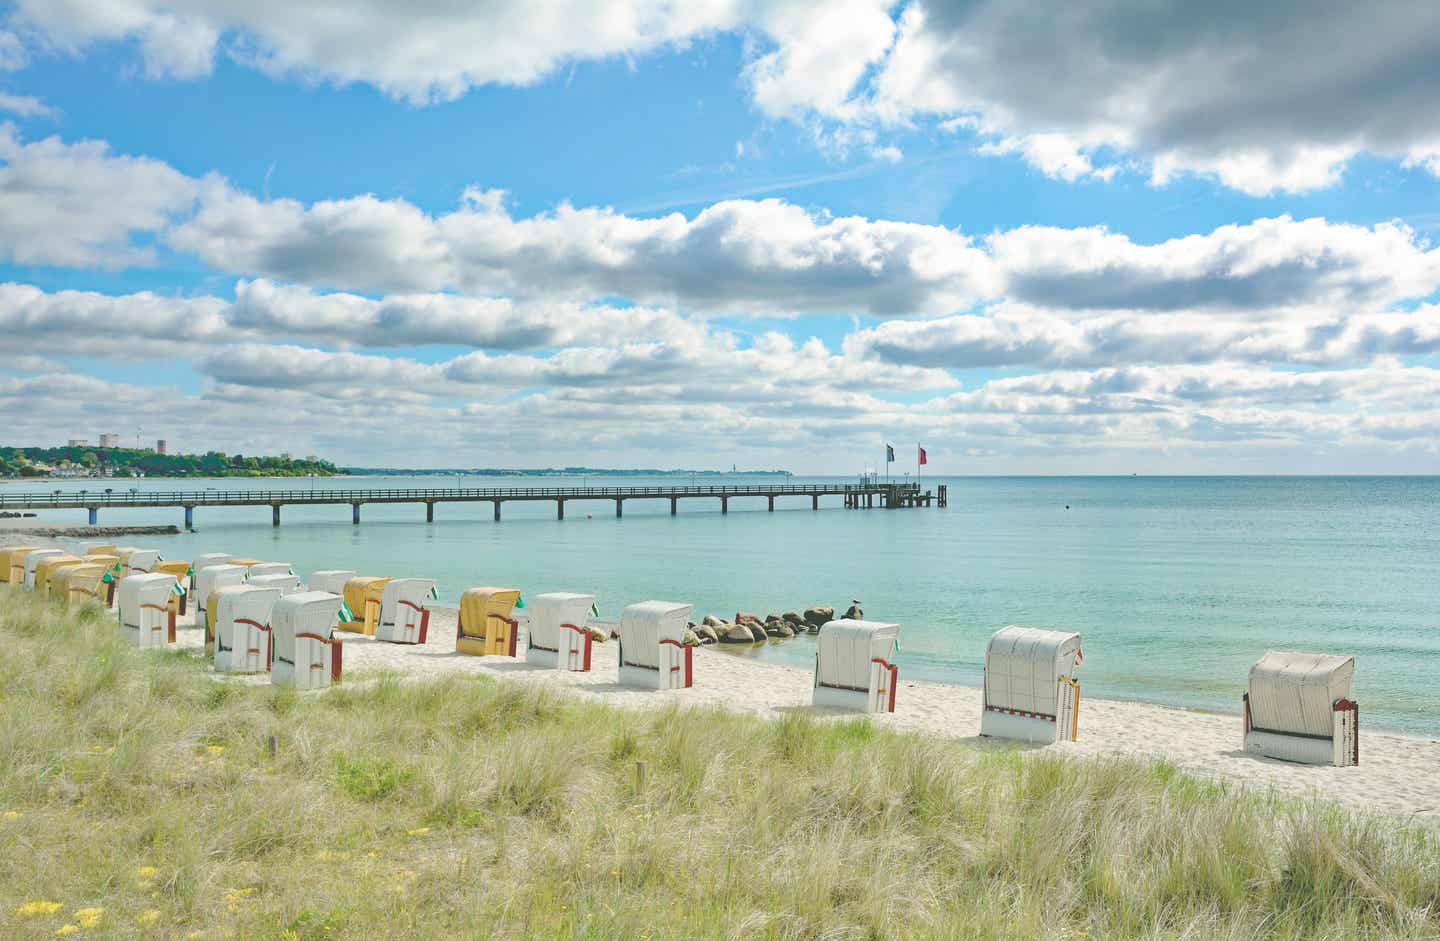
top-left (0, 588), bottom-right (1437, 939)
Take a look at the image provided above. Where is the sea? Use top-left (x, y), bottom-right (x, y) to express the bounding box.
top-left (10, 474), bottom-right (1439, 736)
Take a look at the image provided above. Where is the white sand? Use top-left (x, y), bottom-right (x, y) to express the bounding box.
top-left (159, 603), bottom-right (1440, 824)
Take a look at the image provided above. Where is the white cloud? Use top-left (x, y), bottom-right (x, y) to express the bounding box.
top-left (0, 124), bottom-right (202, 267)
top-left (0, 31), bottom-right (24, 71)
top-left (0, 91), bottom-right (54, 118)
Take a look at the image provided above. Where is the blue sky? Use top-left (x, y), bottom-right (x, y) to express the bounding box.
top-left (2, 1), bottom-right (1439, 473)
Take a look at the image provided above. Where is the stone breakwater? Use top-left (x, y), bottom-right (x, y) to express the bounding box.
top-left (686, 603), bottom-right (864, 646)
top-left (0, 524), bottom-right (182, 538)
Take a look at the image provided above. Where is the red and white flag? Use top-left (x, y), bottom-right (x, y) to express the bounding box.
top-left (918, 446), bottom-right (928, 465)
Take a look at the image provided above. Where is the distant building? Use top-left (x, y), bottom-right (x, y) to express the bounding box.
top-left (98, 433), bottom-right (120, 448)
top-left (305, 454), bottom-right (319, 462)
top-left (281, 451), bottom-right (293, 461)
top-left (155, 439), bottom-right (167, 455)
top-left (67, 438), bottom-right (88, 447)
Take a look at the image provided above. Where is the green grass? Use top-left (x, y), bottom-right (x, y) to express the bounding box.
top-left (0, 588), bottom-right (1437, 939)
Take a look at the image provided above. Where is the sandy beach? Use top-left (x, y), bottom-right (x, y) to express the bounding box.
top-left (160, 602), bottom-right (1440, 824)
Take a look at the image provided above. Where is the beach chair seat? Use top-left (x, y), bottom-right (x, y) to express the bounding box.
top-left (35, 554), bottom-right (85, 598)
top-left (1, 546), bottom-right (40, 584)
top-left (980, 626), bottom-right (1083, 744)
top-left (618, 601), bottom-right (695, 690)
top-left (1244, 651), bottom-right (1358, 767)
top-left (812, 619), bottom-right (900, 713)
top-left (22, 548), bottom-right (65, 589)
top-left (55, 564), bottom-right (107, 604)
top-left (118, 573), bottom-right (180, 647)
top-left (373, 578), bottom-right (436, 644)
top-left (196, 564), bottom-right (248, 654)
top-left (307, 570), bottom-right (356, 596)
top-left (213, 585), bottom-right (282, 674)
top-left (456, 587), bottom-right (521, 656)
top-left (271, 592), bottom-right (345, 689)
top-left (526, 592), bottom-right (596, 670)
top-left (341, 576), bottom-right (391, 636)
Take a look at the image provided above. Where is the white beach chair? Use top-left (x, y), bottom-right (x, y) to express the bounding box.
top-left (246, 562), bottom-right (294, 578)
top-left (119, 548), bottom-right (161, 578)
top-left (193, 553), bottom-right (232, 575)
top-left (213, 585), bottom-right (282, 674)
top-left (196, 564), bottom-right (248, 652)
top-left (78, 541), bottom-right (119, 557)
top-left (372, 578), bottom-right (436, 645)
top-left (22, 548), bottom-right (65, 589)
top-left (618, 601), bottom-right (695, 690)
top-left (525, 592), bottom-right (596, 670)
top-left (117, 572), bottom-right (179, 647)
top-left (307, 570), bottom-right (356, 596)
top-left (812, 619), bottom-right (900, 713)
top-left (1244, 651), bottom-right (1358, 767)
top-left (271, 591), bottom-right (345, 690)
top-left (979, 626), bottom-right (1084, 744)
top-left (245, 573), bottom-right (302, 595)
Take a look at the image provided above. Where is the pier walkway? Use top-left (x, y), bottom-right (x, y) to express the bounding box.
top-left (1, 481), bottom-right (946, 529)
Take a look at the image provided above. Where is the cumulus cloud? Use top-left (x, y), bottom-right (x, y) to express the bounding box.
top-left (0, 91), bottom-right (55, 118)
top-left (0, 125), bottom-right (202, 267)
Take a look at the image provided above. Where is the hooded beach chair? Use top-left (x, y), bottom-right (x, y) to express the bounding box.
top-left (456, 587), bottom-right (522, 656)
top-left (979, 626), bottom-right (1084, 744)
top-left (212, 585), bottom-right (282, 674)
top-left (78, 542), bottom-right (119, 557)
top-left (154, 561), bottom-right (191, 614)
top-left (1243, 651), bottom-right (1359, 766)
top-left (55, 564), bottom-right (107, 604)
top-left (119, 548), bottom-right (161, 578)
top-left (246, 572), bottom-right (301, 595)
top-left (812, 619), bottom-right (900, 713)
top-left (617, 601), bottom-right (695, 690)
top-left (307, 570), bottom-right (356, 596)
top-left (341, 576), bottom-right (391, 636)
top-left (193, 553), bottom-right (232, 575)
top-left (526, 592), bottom-right (596, 670)
top-left (271, 591), bottom-right (345, 689)
top-left (22, 549), bottom-right (65, 589)
top-left (246, 562), bottom-right (294, 578)
top-left (118, 572), bottom-right (180, 647)
top-left (196, 564), bottom-right (248, 653)
top-left (35, 554), bottom-right (85, 598)
top-left (372, 578), bottom-right (436, 644)
top-left (1, 546), bottom-right (39, 584)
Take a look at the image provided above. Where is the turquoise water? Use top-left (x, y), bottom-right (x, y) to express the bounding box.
top-left (13, 475), bottom-right (1439, 735)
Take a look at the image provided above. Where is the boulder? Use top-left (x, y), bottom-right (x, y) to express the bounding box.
top-left (735, 612), bottom-right (764, 630)
top-left (803, 606), bottom-right (834, 629)
top-left (781, 611), bottom-right (805, 628)
top-left (702, 614), bottom-right (725, 629)
top-left (694, 624), bottom-right (719, 645)
top-left (720, 623), bottom-right (756, 644)
top-left (770, 623), bottom-right (796, 639)
top-left (682, 629), bottom-right (702, 647)
top-left (842, 604), bottom-right (864, 621)
top-left (763, 618), bottom-right (786, 637)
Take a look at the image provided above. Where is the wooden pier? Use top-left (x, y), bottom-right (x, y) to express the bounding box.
top-left (1, 481), bottom-right (944, 529)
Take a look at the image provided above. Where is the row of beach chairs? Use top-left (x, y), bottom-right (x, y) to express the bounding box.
top-left (0, 544), bottom-right (1361, 766)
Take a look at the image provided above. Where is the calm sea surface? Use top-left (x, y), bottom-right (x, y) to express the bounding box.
top-left (12, 475), bottom-right (1439, 735)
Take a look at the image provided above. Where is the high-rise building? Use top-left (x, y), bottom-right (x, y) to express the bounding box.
top-left (67, 438), bottom-right (88, 447)
top-left (98, 433), bottom-right (120, 448)
top-left (155, 439), bottom-right (167, 454)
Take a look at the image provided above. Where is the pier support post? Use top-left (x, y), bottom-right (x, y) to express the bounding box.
top-left (615, 499), bottom-right (623, 519)
top-left (426, 501), bottom-right (434, 523)
top-left (88, 507), bottom-right (97, 525)
top-left (352, 503), bottom-right (361, 525)
top-left (767, 495), bottom-right (775, 512)
top-left (184, 505), bottom-right (193, 530)
top-left (812, 495), bottom-right (819, 511)
top-left (721, 496), bottom-right (728, 514)
top-left (272, 504), bottom-right (281, 527)
top-left (493, 501), bottom-right (502, 522)
top-left (557, 500), bottom-right (565, 521)
top-left (670, 497), bottom-right (677, 516)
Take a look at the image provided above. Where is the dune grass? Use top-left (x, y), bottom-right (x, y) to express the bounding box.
top-left (0, 588), bottom-right (1437, 939)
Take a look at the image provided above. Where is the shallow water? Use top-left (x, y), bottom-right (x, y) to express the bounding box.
top-left (14, 474), bottom-right (1439, 735)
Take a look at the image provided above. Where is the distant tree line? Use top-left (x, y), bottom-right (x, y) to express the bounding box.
top-left (0, 446), bottom-right (343, 479)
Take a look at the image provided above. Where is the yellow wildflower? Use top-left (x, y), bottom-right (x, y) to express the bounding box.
top-left (74, 908), bottom-right (103, 928)
top-left (187, 932), bottom-right (205, 940)
top-left (17, 900), bottom-right (64, 917)
top-left (55, 926), bottom-right (79, 937)
top-left (2, 810), bottom-right (19, 820)
top-left (205, 745), bottom-right (225, 756)
top-left (137, 909), bottom-right (161, 925)
top-left (406, 827), bottom-right (430, 836)
top-left (136, 866), bottom-right (158, 879)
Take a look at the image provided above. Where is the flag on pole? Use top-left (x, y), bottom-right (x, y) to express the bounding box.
top-left (337, 602), bottom-right (356, 623)
top-left (591, 601), bottom-right (600, 617)
top-left (429, 585), bottom-right (440, 600)
top-left (170, 581), bottom-right (186, 597)
top-left (885, 444), bottom-right (895, 463)
top-left (918, 446), bottom-right (927, 466)
top-left (515, 595), bottom-right (525, 609)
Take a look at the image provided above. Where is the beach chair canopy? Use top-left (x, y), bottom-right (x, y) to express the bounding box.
top-left (1248, 651), bottom-right (1354, 739)
top-left (246, 573), bottom-right (302, 594)
top-left (196, 564), bottom-right (247, 614)
top-left (270, 591), bottom-right (344, 688)
top-left (379, 578), bottom-right (434, 622)
top-left (120, 549), bottom-right (161, 575)
top-left (23, 549), bottom-right (65, 586)
top-left (154, 560), bottom-right (190, 581)
top-left (984, 626), bottom-right (1082, 717)
top-left (308, 570), bottom-right (356, 595)
top-left (342, 576), bottom-right (390, 620)
top-left (193, 553), bottom-right (232, 573)
top-left (35, 554), bottom-right (84, 593)
top-left (0, 546), bottom-right (39, 583)
top-left (227, 557), bottom-right (264, 567)
top-left (620, 601), bottom-right (693, 669)
top-left (56, 564), bottom-right (107, 600)
top-left (247, 562), bottom-right (293, 578)
top-left (527, 592), bottom-right (595, 651)
top-left (118, 572), bottom-right (178, 625)
top-left (816, 619), bottom-right (899, 690)
top-left (79, 542), bottom-right (119, 557)
top-left (216, 584), bottom-right (282, 628)
top-left (459, 587), bottom-right (520, 634)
